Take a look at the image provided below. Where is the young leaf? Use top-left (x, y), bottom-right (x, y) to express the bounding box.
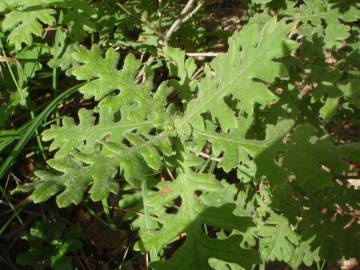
top-left (42, 107), bottom-right (154, 158)
top-left (2, 6), bottom-right (56, 50)
top-left (258, 214), bottom-right (299, 262)
top-left (13, 133), bottom-right (171, 207)
top-left (71, 46), bottom-right (173, 124)
top-left (288, 0), bottom-right (360, 49)
top-left (193, 120), bottom-right (293, 174)
top-left (176, 16), bottom-right (298, 133)
top-left (137, 170), bottom-right (260, 269)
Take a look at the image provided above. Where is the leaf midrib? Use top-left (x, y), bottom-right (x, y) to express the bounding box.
top-left (52, 120), bottom-right (153, 135)
top-left (177, 21), bottom-right (288, 129)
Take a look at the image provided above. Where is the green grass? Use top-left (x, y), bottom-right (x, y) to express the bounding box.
top-left (0, 82), bottom-right (85, 182)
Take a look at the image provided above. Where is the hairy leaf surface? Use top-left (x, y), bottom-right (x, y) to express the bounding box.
top-left (176, 17), bottom-right (298, 132)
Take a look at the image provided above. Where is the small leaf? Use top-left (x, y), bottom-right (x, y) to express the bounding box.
top-left (2, 8), bottom-right (56, 50)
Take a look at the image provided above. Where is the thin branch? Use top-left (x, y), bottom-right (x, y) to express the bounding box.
top-left (181, 0), bottom-right (197, 15)
top-left (0, 56), bottom-right (17, 63)
top-left (190, 148), bottom-right (224, 162)
top-left (186, 52), bottom-right (221, 58)
top-left (158, 0), bottom-right (163, 29)
top-left (166, 168), bottom-right (175, 181)
top-left (164, 0), bottom-right (203, 44)
top-left (0, 196), bottom-right (31, 216)
top-left (180, 2), bottom-right (203, 24)
top-left (135, 55), bottom-right (155, 83)
top-left (191, 65), bottom-right (204, 80)
top-left (198, 152), bottom-right (224, 162)
top-left (116, 2), bottom-right (164, 38)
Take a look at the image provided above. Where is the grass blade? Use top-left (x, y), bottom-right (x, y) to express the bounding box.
top-left (0, 82), bottom-right (85, 181)
top-left (0, 122), bottom-right (32, 153)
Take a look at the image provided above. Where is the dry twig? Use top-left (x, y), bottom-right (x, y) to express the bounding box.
top-left (164, 0), bottom-right (204, 44)
top-left (186, 51), bottom-right (221, 58)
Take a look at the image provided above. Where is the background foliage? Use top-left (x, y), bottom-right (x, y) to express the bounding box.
top-left (0, 0), bottom-right (359, 269)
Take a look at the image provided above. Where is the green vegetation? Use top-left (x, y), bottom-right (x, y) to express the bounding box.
top-left (0, 0), bottom-right (359, 269)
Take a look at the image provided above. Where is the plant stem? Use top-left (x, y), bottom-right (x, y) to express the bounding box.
top-left (164, 0), bottom-right (204, 44)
